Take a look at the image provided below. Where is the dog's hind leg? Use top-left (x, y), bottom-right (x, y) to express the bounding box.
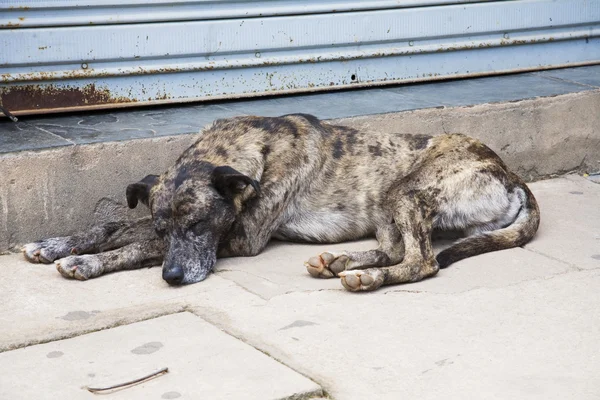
top-left (55, 239), bottom-right (165, 280)
top-left (23, 216), bottom-right (156, 264)
top-left (305, 224), bottom-right (404, 278)
top-left (339, 192), bottom-right (439, 292)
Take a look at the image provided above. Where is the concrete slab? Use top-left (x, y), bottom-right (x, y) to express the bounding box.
top-left (526, 175), bottom-right (600, 270)
top-left (190, 269), bottom-right (600, 400)
top-left (0, 312), bottom-right (322, 400)
top-left (0, 252), bottom-right (264, 351)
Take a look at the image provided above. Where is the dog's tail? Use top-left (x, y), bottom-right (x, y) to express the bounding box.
top-left (435, 176), bottom-right (540, 268)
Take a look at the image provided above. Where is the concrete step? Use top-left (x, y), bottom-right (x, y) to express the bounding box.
top-left (1, 66), bottom-right (600, 250)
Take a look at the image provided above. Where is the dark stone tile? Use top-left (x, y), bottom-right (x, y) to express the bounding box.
top-left (385, 73), bottom-right (594, 107)
top-left (536, 65), bottom-right (600, 88)
top-left (0, 121), bottom-right (72, 154)
top-left (20, 103), bottom-right (239, 145)
top-left (222, 87), bottom-right (437, 119)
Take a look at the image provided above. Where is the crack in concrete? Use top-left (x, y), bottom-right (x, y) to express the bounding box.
top-left (0, 305), bottom-right (187, 353)
top-left (218, 268), bottom-right (280, 285)
top-left (384, 267), bottom-right (595, 296)
top-left (383, 289), bottom-right (425, 294)
top-left (537, 74), bottom-right (600, 90)
top-left (34, 126), bottom-right (77, 146)
top-left (215, 269), bottom-right (279, 301)
top-left (440, 115), bottom-right (449, 134)
top-left (216, 269), bottom-right (348, 302)
top-left (266, 288), bottom-right (346, 303)
top-left (186, 305), bottom-right (328, 399)
top-left (521, 246), bottom-right (584, 271)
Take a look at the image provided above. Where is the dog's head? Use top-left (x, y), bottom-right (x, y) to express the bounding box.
top-left (126, 162), bottom-right (259, 285)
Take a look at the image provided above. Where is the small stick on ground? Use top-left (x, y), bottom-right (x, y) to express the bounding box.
top-left (86, 367), bottom-right (169, 394)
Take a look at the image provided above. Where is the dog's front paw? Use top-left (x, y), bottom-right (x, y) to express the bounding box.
top-left (22, 237), bottom-right (74, 264)
top-left (305, 251), bottom-right (349, 278)
top-left (55, 255), bottom-right (103, 281)
top-left (339, 269), bottom-right (384, 292)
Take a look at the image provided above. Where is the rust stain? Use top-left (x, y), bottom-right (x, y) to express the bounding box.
top-left (2, 68), bottom-right (100, 82)
top-left (0, 83), bottom-right (137, 112)
top-left (433, 37), bottom-right (558, 53)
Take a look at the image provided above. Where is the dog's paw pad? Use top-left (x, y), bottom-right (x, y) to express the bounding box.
top-left (22, 238), bottom-right (72, 264)
top-left (55, 255), bottom-right (103, 281)
top-left (339, 269), bottom-right (384, 292)
top-left (22, 243), bottom-right (42, 263)
top-left (305, 252), bottom-right (349, 278)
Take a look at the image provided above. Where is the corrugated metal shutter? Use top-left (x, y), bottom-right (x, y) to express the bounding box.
top-left (1, 0), bottom-right (599, 115)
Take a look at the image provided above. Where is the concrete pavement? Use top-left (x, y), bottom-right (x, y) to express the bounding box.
top-left (0, 175), bottom-right (599, 399)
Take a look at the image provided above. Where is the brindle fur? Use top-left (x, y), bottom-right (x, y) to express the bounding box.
top-left (22, 114), bottom-right (540, 291)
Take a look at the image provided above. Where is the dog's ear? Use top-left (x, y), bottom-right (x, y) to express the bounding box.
top-left (126, 174), bottom-right (160, 209)
top-left (212, 166), bottom-right (260, 199)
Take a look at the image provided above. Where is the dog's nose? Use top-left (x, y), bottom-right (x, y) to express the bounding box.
top-left (163, 266), bottom-right (184, 285)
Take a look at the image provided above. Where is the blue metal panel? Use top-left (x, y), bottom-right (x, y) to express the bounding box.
top-left (1, 1), bottom-right (489, 27)
top-left (1, 0), bottom-right (599, 115)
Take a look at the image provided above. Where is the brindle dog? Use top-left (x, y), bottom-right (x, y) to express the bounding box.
top-left (22, 114), bottom-right (540, 292)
